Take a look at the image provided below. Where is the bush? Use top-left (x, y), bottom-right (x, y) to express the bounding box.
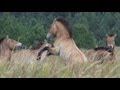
top-left (0, 13), bottom-right (47, 47)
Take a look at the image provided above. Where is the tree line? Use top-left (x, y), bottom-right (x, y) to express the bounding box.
top-left (0, 12), bottom-right (119, 49)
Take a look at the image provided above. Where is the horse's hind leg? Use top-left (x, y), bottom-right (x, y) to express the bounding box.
top-left (109, 54), bottom-right (116, 64)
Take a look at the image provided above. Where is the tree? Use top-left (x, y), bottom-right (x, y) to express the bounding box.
top-left (73, 23), bottom-right (96, 49)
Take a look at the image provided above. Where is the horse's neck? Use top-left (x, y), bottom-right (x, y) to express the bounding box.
top-left (56, 30), bottom-right (70, 40)
top-left (55, 37), bottom-right (70, 44)
top-left (0, 44), bottom-right (11, 56)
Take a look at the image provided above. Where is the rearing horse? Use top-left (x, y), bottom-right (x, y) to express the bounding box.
top-left (46, 17), bottom-right (87, 65)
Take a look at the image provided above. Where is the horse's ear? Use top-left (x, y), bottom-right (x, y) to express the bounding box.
top-left (114, 34), bottom-right (117, 37)
top-left (6, 35), bottom-right (9, 39)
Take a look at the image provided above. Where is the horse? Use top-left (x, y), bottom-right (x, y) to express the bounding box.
top-left (86, 34), bottom-right (117, 63)
top-left (0, 35), bottom-right (22, 61)
top-left (106, 34), bottom-right (116, 55)
top-left (10, 39), bottom-right (53, 63)
top-left (46, 17), bottom-right (87, 65)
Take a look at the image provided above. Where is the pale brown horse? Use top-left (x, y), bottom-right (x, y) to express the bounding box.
top-left (86, 34), bottom-right (116, 63)
top-left (46, 17), bottom-right (87, 65)
top-left (106, 34), bottom-right (116, 55)
top-left (106, 34), bottom-right (116, 61)
top-left (10, 39), bottom-right (52, 62)
top-left (0, 36), bottom-right (22, 61)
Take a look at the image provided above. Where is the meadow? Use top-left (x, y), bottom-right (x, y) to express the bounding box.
top-left (0, 47), bottom-right (120, 78)
top-left (0, 12), bottom-right (120, 78)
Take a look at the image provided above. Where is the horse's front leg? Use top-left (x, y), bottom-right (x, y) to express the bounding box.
top-left (48, 47), bottom-right (58, 55)
top-left (37, 45), bottom-right (58, 60)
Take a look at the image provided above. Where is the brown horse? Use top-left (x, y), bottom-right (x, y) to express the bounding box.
top-left (0, 36), bottom-right (22, 61)
top-left (46, 17), bottom-right (87, 65)
top-left (86, 34), bottom-right (116, 63)
top-left (10, 39), bottom-right (52, 62)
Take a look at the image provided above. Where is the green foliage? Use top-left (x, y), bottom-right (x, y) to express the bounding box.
top-left (0, 12), bottom-right (120, 48)
top-left (73, 23), bottom-right (96, 49)
top-left (0, 13), bottom-right (47, 47)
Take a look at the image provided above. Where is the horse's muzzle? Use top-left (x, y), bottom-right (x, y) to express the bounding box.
top-left (16, 43), bottom-right (22, 47)
top-left (15, 43), bottom-right (23, 49)
top-left (108, 44), bottom-right (114, 49)
top-left (46, 33), bottom-right (54, 41)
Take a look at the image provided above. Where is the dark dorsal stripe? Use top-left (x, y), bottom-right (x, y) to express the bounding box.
top-left (94, 46), bottom-right (113, 52)
top-left (55, 17), bottom-right (72, 38)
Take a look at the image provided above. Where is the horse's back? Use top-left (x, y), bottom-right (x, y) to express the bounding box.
top-left (86, 48), bottom-right (115, 63)
top-left (11, 49), bottom-right (36, 61)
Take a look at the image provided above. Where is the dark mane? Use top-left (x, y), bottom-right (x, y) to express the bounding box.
top-left (0, 37), bottom-right (5, 44)
top-left (108, 34), bottom-right (114, 37)
top-left (55, 17), bottom-right (72, 38)
top-left (94, 46), bottom-right (113, 52)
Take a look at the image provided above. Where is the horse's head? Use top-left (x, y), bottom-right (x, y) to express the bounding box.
top-left (47, 17), bottom-right (72, 41)
top-left (3, 35), bottom-right (22, 50)
top-left (47, 19), bottom-right (57, 40)
top-left (106, 34), bottom-right (116, 50)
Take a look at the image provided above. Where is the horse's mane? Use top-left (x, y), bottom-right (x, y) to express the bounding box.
top-left (94, 46), bottom-right (113, 52)
top-left (108, 34), bottom-right (115, 37)
top-left (0, 37), bottom-right (5, 44)
top-left (55, 17), bottom-right (72, 38)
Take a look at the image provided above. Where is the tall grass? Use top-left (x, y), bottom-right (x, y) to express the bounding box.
top-left (0, 47), bottom-right (120, 78)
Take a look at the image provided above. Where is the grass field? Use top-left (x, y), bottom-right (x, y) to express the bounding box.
top-left (0, 47), bottom-right (120, 78)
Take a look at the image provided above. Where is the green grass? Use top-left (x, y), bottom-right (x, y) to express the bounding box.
top-left (0, 47), bottom-right (120, 78)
